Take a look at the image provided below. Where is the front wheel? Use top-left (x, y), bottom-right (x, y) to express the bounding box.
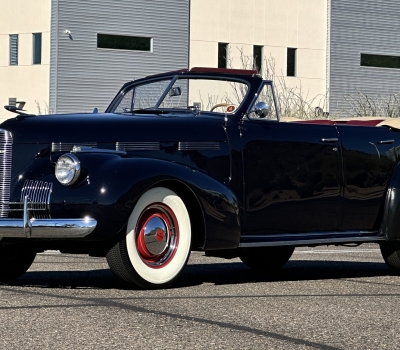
top-left (0, 247), bottom-right (36, 283)
top-left (239, 246), bottom-right (295, 271)
top-left (107, 187), bottom-right (191, 289)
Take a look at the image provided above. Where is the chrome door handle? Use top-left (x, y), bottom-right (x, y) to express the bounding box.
top-left (321, 138), bottom-right (338, 143)
top-left (378, 139), bottom-right (394, 144)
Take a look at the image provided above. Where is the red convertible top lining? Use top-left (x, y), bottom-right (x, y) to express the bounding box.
top-left (190, 67), bottom-right (258, 75)
top-left (295, 120), bottom-right (384, 127)
top-left (146, 67), bottom-right (258, 78)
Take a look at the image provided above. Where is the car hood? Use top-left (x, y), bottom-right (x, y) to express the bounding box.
top-left (0, 112), bottom-right (228, 144)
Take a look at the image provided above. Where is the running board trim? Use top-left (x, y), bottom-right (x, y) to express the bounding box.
top-left (239, 231), bottom-right (384, 248)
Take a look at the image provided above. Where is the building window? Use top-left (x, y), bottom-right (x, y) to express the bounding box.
top-left (361, 53), bottom-right (400, 69)
top-left (97, 34), bottom-right (151, 51)
top-left (287, 48), bottom-right (297, 76)
top-left (33, 33), bottom-right (42, 64)
top-left (9, 34), bottom-right (18, 66)
top-left (253, 45), bottom-right (263, 72)
top-left (218, 43), bottom-right (228, 68)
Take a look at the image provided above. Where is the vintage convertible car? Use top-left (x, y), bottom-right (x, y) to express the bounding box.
top-left (1, 67), bottom-right (400, 289)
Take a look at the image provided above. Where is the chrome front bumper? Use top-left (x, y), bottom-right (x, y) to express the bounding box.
top-left (0, 196), bottom-right (97, 239)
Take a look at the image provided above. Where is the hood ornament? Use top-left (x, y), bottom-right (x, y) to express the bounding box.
top-left (4, 101), bottom-right (35, 116)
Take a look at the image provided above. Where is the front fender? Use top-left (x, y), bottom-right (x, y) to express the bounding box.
top-left (50, 154), bottom-right (240, 249)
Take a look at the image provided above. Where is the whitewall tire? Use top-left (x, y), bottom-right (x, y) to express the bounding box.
top-left (107, 187), bottom-right (191, 289)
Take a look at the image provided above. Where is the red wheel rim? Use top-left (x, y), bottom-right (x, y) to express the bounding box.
top-left (135, 203), bottom-right (179, 268)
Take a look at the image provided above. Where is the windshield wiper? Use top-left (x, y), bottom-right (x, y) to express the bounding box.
top-left (121, 107), bottom-right (164, 114)
top-left (121, 106), bottom-right (199, 116)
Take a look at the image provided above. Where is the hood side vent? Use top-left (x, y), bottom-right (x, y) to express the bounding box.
top-left (52, 142), bottom-right (97, 152)
top-left (178, 141), bottom-right (220, 151)
top-left (116, 142), bottom-right (160, 151)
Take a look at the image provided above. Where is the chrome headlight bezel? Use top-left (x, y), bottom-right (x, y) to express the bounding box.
top-left (55, 153), bottom-right (81, 186)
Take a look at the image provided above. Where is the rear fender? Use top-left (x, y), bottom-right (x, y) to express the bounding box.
top-left (381, 163), bottom-right (400, 240)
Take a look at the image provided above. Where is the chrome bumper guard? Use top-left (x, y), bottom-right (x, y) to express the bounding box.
top-left (0, 196), bottom-right (97, 239)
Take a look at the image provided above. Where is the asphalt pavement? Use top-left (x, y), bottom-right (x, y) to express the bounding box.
top-left (0, 244), bottom-right (399, 349)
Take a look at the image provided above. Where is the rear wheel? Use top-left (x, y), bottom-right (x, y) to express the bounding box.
top-left (380, 241), bottom-right (400, 273)
top-left (0, 247), bottom-right (36, 283)
top-left (239, 246), bottom-right (294, 271)
top-left (107, 187), bottom-right (191, 289)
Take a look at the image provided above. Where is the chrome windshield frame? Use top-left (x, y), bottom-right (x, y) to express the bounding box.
top-left (154, 75), bottom-right (179, 108)
top-left (110, 74), bottom-right (253, 115)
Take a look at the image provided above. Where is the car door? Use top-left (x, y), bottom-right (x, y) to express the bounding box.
top-left (240, 83), bottom-right (341, 235)
top-left (336, 124), bottom-right (397, 231)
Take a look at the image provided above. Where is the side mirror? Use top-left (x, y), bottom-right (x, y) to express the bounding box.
top-left (252, 101), bottom-right (269, 118)
top-left (169, 87), bottom-right (182, 97)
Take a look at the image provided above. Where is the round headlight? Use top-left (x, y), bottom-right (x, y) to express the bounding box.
top-left (55, 153), bottom-right (81, 186)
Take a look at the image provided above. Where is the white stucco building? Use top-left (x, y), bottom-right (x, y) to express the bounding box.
top-left (1, 0), bottom-right (400, 120)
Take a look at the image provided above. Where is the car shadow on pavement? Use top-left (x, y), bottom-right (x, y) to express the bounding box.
top-left (175, 260), bottom-right (394, 288)
top-left (9, 259), bottom-right (395, 290)
top-left (11, 269), bottom-right (121, 289)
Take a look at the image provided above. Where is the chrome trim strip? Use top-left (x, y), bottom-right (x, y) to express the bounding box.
top-left (320, 138), bottom-right (338, 143)
top-left (116, 142), bottom-right (160, 151)
top-left (178, 141), bottom-right (220, 151)
top-left (239, 236), bottom-right (385, 248)
top-left (239, 231), bottom-right (384, 247)
top-left (51, 142), bottom-right (97, 152)
top-left (0, 129), bottom-right (12, 218)
top-left (71, 146), bottom-right (126, 155)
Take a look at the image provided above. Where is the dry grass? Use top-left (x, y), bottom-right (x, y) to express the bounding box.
top-left (232, 48), bottom-right (400, 119)
top-left (231, 48), bottom-right (328, 119)
top-left (341, 91), bottom-right (400, 118)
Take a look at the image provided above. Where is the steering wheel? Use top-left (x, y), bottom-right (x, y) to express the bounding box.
top-left (210, 103), bottom-right (236, 113)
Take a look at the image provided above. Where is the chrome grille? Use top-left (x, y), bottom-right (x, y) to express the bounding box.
top-left (0, 130), bottom-right (12, 218)
top-left (20, 180), bottom-right (53, 219)
top-left (116, 142), bottom-right (160, 151)
top-left (52, 142), bottom-right (97, 152)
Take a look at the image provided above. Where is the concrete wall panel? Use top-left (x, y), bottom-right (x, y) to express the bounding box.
top-left (50, 0), bottom-right (189, 113)
top-left (329, 0), bottom-right (400, 115)
top-left (0, 0), bottom-right (51, 120)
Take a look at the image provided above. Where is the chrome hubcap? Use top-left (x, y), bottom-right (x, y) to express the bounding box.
top-left (142, 216), bottom-right (169, 255)
top-left (135, 203), bottom-right (179, 268)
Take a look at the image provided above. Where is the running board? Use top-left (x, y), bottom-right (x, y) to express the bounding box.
top-left (239, 231), bottom-right (385, 248)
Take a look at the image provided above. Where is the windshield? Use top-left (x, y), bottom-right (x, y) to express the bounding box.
top-left (113, 76), bottom-right (249, 115)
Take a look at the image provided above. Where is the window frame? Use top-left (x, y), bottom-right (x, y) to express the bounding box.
top-left (32, 33), bottom-right (42, 65)
top-left (9, 34), bottom-right (18, 66)
top-left (218, 43), bottom-right (229, 69)
top-left (97, 33), bottom-right (153, 52)
top-left (287, 48), bottom-right (297, 77)
top-left (360, 53), bottom-right (400, 69)
top-left (253, 45), bottom-right (263, 73)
